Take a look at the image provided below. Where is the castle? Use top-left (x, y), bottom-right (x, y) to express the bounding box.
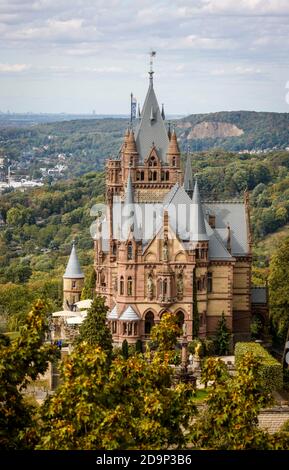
top-left (59, 68), bottom-right (268, 348)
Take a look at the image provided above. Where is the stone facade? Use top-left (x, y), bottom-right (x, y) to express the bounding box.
top-left (94, 73), bottom-right (260, 346)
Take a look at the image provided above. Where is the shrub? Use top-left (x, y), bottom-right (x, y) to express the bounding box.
top-left (235, 342), bottom-right (283, 392)
top-left (188, 338), bottom-right (215, 357)
top-left (188, 339), bottom-right (204, 357)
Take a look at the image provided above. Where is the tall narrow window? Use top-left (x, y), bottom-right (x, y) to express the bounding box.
top-left (207, 272), bottom-right (213, 293)
top-left (145, 311), bottom-right (154, 335)
top-left (72, 280), bottom-right (76, 289)
top-left (165, 171), bottom-right (169, 181)
top-left (127, 276), bottom-right (133, 296)
top-left (163, 278), bottom-right (167, 296)
top-left (172, 156), bottom-right (176, 166)
top-left (140, 171), bottom-right (144, 181)
top-left (176, 310), bottom-right (185, 329)
top-left (127, 242), bottom-right (133, 260)
top-left (120, 276), bottom-right (124, 295)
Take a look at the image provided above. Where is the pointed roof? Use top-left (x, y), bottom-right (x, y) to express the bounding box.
top-left (183, 152), bottom-right (193, 193)
top-left (124, 167), bottom-right (134, 205)
top-left (135, 76), bottom-right (169, 162)
top-left (119, 305), bottom-right (139, 321)
top-left (190, 180), bottom-right (209, 242)
top-left (63, 243), bottom-right (84, 279)
top-left (126, 130), bottom-right (137, 153)
top-left (107, 304), bottom-right (118, 320)
top-left (167, 129), bottom-right (180, 155)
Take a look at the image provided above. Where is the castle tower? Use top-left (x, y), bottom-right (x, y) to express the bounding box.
top-left (63, 243), bottom-right (84, 310)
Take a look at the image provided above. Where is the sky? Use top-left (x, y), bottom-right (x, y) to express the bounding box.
top-left (1, 0), bottom-right (289, 114)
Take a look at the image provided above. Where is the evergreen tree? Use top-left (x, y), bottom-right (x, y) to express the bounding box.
top-left (76, 296), bottom-right (112, 361)
top-left (81, 268), bottom-right (96, 300)
top-left (121, 339), bottom-right (129, 359)
top-left (215, 312), bottom-right (231, 355)
top-left (135, 339), bottom-right (143, 354)
top-left (192, 268), bottom-right (199, 338)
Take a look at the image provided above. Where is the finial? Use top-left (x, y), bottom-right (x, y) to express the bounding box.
top-left (149, 50), bottom-right (156, 84)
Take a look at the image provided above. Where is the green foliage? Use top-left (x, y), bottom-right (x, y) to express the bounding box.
top-left (235, 342), bottom-right (283, 392)
top-left (76, 296), bottom-right (112, 362)
top-left (121, 339), bottom-right (129, 359)
top-left (269, 236), bottom-right (289, 340)
top-left (215, 312), bottom-right (231, 355)
top-left (250, 315), bottom-right (263, 339)
top-left (191, 353), bottom-right (273, 449)
top-left (150, 312), bottom-right (181, 358)
top-left (188, 338), bottom-right (215, 357)
top-left (135, 339), bottom-right (143, 354)
top-left (81, 267), bottom-right (96, 300)
top-left (37, 344), bottom-right (195, 450)
top-left (0, 300), bottom-right (57, 449)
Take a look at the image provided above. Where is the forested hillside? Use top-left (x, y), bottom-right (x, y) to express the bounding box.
top-left (1, 148), bottom-right (289, 332)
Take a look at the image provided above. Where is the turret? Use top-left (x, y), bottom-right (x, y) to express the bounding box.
top-left (166, 129), bottom-right (180, 167)
top-left (63, 242), bottom-right (85, 310)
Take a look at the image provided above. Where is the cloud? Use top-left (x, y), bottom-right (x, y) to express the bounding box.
top-left (0, 63), bottom-right (30, 72)
top-left (201, 0), bottom-right (289, 15)
top-left (211, 65), bottom-right (262, 76)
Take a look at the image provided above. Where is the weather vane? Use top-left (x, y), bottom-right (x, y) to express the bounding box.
top-left (149, 50), bottom-right (156, 81)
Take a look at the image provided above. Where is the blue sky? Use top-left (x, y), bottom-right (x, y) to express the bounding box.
top-left (1, 0), bottom-right (289, 114)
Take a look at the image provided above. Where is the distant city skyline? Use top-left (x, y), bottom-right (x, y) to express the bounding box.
top-left (1, 0), bottom-right (289, 114)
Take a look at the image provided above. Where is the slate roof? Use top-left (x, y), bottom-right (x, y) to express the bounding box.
top-left (63, 244), bottom-right (84, 279)
top-left (183, 152), bottom-right (193, 193)
top-left (107, 305), bottom-right (118, 319)
top-left (135, 77), bottom-right (169, 163)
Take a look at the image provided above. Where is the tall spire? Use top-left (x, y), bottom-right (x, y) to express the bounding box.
top-left (167, 129), bottom-right (180, 155)
top-left (124, 167), bottom-right (134, 205)
top-left (63, 242), bottom-right (84, 279)
top-left (190, 180), bottom-right (208, 242)
top-left (183, 150), bottom-right (193, 199)
top-left (126, 129), bottom-right (137, 153)
top-left (134, 52), bottom-right (169, 162)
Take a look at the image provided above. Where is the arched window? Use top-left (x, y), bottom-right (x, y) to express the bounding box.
top-left (176, 310), bottom-right (185, 329)
top-left (100, 273), bottom-right (106, 286)
top-left (112, 321), bottom-right (117, 334)
top-left (149, 156), bottom-right (157, 167)
top-left (145, 311), bottom-right (155, 335)
top-left (128, 322), bottom-right (133, 335)
top-left (161, 171), bottom-right (165, 181)
top-left (112, 243), bottom-right (117, 255)
top-left (136, 171), bottom-right (141, 181)
top-left (127, 242), bottom-right (133, 260)
top-left (165, 171), bottom-right (169, 181)
top-left (127, 276), bottom-right (133, 296)
top-left (120, 276), bottom-right (124, 295)
top-left (148, 170), bottom-right (152, 181)
top-left (172, 156), bottom-right (176, 166)
top-left (140, 171), bottom-right (144, 181)
top-left (153, 171), bottom-right (157, 181)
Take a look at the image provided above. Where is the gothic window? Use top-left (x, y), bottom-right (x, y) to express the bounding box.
top-left (207, 272), bottom-right (213, 293)
top-left (172, 156), bottom-right (176, 166)
top-left (136, 171), bottom-right (140, 181)
top-left (128, 322), bottom-right (133, 335)
top-left (112, 243), bottom-right (117, 256)
top-left (165, 171), bottom-right (169, 181)
top-left (153, 171), bottom-right (157, 181)
top-left (123, 322), bottom-right (127, 335)
top-left (148, 170), bottom-right (152, 181)
top-left (100, 274), bottom-right (106, 286)
top-left (161, 171), bottom-right (165, 181)
top-left (195, 249), bottom-right (199, 260)
top-left (127, 242), bottom-right (133, 260)
top-left (149, 156), bottom-right (157, 167)
top-left (140, 171), bottom-right (144, 181)
top-left (120, 276), bottom-right (124, 295)
top-left (176, 310), bottom-right (185, 329)
top-left (145, 311), bottom-right (154, 335)
top-left (127, 276), bottom-right (133, 296)
top-left (72, 280), bottom-right (76, 289)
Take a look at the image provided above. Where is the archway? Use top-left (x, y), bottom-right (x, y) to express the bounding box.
top-left (144, 311), bottom-right (155, 335)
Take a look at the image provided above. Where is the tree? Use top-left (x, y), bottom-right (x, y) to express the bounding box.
top-left (191, 353), bottom-right (283, 450)
top-left (269, 236), bottom-right (289, 340)
top-left (192, 268), bottom-right (199, 338)
top-left (121, 339), bottom-right (129, 359)
top-left (37, 343), bottom-right (195, 450)
top-left (0, 300), bottom-right (57, 449)
top-left (76, 296), bottom-right (112, 362)
top-left (150, 312), bottom-right (181, 358)
top-left (215, 312), bottom-right (231, 355)
top-left (81, 267), bottom-right (96, 300)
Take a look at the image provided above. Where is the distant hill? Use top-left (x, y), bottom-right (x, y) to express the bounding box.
top-left (175, 111), bottom-right (289, 151)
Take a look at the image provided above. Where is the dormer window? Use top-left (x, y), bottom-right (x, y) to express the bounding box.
top-left (149, 156), bottom-right (157, 167)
